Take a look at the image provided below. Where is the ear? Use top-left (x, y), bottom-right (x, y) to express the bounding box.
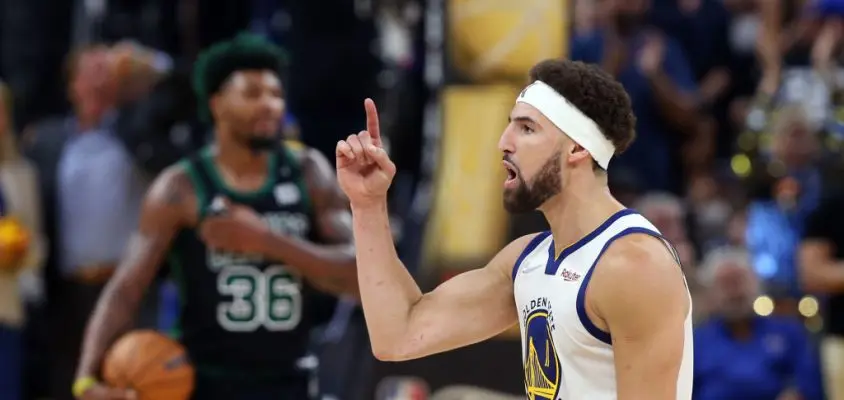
top-left (567, 142), bottom-right (592, 165)
top-left (209, 94), bottom-right (223, 120)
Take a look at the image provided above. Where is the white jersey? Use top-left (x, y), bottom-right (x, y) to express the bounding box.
top-left (512, 209), bottom-right (693, 400)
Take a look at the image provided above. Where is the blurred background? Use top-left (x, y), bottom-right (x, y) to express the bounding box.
top-left (0, 0), bottom-right (842, 399)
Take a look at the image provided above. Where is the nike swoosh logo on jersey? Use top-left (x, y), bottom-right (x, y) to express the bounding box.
top-left (521, 263), bottom-right (543, 274)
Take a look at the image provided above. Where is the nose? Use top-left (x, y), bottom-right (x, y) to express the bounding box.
top-left (261, 95), bottom-right (284, 115)
top-left (498, 125), bottom-right (515, 154)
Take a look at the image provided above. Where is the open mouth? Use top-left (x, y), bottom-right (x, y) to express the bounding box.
top-left (503, 160), bottom-right (518, 187)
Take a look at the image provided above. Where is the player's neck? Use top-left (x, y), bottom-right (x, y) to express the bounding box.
top-left (214, 136), bottom-right (270, 176)
top-left (540, 181), bottom-right (624, 258)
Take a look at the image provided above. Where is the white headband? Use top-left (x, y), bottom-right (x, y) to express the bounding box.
top-left (516, 80), bottom-right (615, 169)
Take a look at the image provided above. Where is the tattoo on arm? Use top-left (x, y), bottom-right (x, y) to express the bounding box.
top-left (304, 148), bottom-right (354, 244)
top-left (164, 179), bottom-right (186, 206)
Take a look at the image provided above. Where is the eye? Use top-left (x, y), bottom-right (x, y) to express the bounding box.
top-left (522, 124), bottom-right (534, 134)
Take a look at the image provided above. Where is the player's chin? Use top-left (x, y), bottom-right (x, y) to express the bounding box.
top-left (251, 129), bottom-right (277, 138)
top-left (502, 200), bottom-right (524, 214)
top-left (502, 192), bottom-right (522, 214)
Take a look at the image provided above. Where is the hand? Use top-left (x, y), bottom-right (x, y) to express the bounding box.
top-left (77, 383), bottom-right (136, 400)
top-left (336, 99), bottom-right (397, 208)
top-left (638, 32), bottom-right (665, 77)
top-left (199, 198), bottom-right (270, 254)
top-left (700, 68), bottom-right (731, 105)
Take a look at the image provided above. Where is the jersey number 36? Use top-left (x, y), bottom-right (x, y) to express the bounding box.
top-left (216, 265), bottom-right (302, 332)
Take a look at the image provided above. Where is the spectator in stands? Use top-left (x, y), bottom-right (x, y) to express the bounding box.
top-left (635, 193), bottom-right (710, 321)
top-left (110, 45), bottom-right (203, 177)
top-left (686, 174), bottom-right (735, 254)
top-left (635, 192), bottom-right (696, 267)
top-left (23, 44), bottom-right (148, 400)
top-left (110, 40), bottom-right (172, 105)
top-left (0, 81), bottom-right (45, 400)
top-left (694, 247), bottom-right (823, 400)
top-left (570, 0), bottom-right (699, 193)
top-left (727, 208), bottom-right (748, 248)
top-left (650, 0), bottom-right (733, 169)
top-left (800, 186), bottom-right (844, 400)
top-left (719, 0), bottom-right (768, 130)
top-left (811, 0), bottom-right (844, 140)
top-left (745, 105), bottom-right (823, 301)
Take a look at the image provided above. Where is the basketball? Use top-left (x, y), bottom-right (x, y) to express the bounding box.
top-left (0, 216), bottom-right (29, 272)
top-left (102, 330), bottom-right (195, 400)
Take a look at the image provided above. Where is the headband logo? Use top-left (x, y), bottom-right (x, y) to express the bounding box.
top-left (519, 82), bottom-right (538, 99)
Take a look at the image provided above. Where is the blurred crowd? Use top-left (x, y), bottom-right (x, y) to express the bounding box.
top-left (0, 0), bottom-right (842, 399)
top-left (566, 0), bottom-right (844, 399)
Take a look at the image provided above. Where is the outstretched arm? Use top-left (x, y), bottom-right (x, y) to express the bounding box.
top-left (337, 98), bottom-right (527, 361)
top-left (590, 234), bottom-right (690, 400)
top-left (75, 165), bottom-right (192, 389)
top-left (756, 0), bottom-right (782, 96)
top-left (353, 199), bottom-right (533, 361)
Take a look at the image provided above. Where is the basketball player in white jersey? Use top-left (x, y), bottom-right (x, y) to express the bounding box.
top-left (336, 59), bottom-right (693, 400)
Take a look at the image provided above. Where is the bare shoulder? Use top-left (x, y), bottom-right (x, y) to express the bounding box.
top-left (590, 234), bottom-right (688, 326)
top-left (487, 232), bottom-right (546, 278)
top-left (148, 163), bottom-right (194, 201)
top-left (301, 145), bottom-right (336, 182)
top-left (144, 163), bottom-right (197, 225)
top-left (298, 145), bottom-right (349, 208)
top-left (598, 234), bottom-right (681, 279)
top-left (282, 139), bottom-right (318, 172)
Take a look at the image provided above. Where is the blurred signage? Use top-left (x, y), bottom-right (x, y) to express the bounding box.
top-left (447, 0), bottom-right (567, 82)
top-left (423, 85), bottom-right (518, 267)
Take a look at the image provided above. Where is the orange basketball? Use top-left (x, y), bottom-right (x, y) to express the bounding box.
top-left (102, 330), bottom-right (195, 400)
top-left (0, 217), bottom-right (29, 272)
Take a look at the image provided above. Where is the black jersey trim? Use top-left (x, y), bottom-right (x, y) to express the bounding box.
top-left (182, 158), bottom-right (211, 221)
top-left (198, 146), bottom-right (279, 200)
top-left (280, 144), bottom-right (314, 216)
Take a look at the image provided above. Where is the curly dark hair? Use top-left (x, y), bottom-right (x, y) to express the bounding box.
top-left (192, 33), bottom-right (288, 122)
top-left (528, 59), bottom-right (636, 163)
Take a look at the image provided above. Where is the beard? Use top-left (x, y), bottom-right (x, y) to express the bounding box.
top-left (245, 135), bottom-right (279, 151)
top-left (233, 129), bottom-right (280, 152)
top-left (230, 115), bottom-right (283, 152)
top-left (503, 151), bottom-right (562, 214)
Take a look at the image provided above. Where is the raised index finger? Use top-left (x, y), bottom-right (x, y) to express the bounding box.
top-left (364, 98), bottom-right (382, 148)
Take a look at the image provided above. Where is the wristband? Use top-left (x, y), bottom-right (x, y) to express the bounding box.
top-left (72, 376), bottom-right (98, 398)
